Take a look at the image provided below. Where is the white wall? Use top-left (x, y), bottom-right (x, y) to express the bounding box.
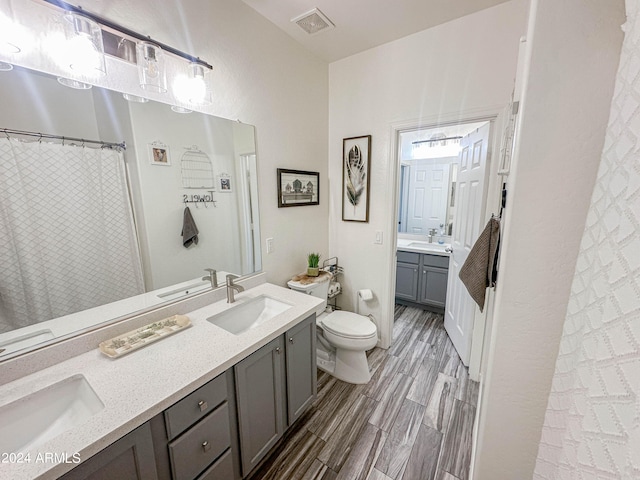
top-left (328, 0), bottom-right (528, 346)
top-left (473, 0), bottom-right (625, 478)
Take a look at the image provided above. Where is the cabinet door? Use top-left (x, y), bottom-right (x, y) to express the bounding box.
top-left (285, 314), bottom-right (317, 426)
top-left (395, 261), bottom-right (419, 301)
top-left (420, 266), bottom-right (448, 308)
top-left (235, 336), bottom-right (286, 477)
top-left (60, 422), bottom-right (159, 480)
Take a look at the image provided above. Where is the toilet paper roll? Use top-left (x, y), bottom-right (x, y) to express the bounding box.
top-left (357, 289), bottom-right (374, 302)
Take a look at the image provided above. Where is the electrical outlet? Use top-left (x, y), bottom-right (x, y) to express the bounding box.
top-left (266, 237), bottom-right (274, 253)
top-left (374, 231), bottom-right (383, 245)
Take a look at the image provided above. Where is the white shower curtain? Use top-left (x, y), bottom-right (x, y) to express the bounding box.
top-left (0, 137), bottom-right (145, 332)
top-left (534, 1), bottom-right (640, 477)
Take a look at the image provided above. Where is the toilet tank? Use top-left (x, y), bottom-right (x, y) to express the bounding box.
top-left (287, 273), bottom-right (331, 316)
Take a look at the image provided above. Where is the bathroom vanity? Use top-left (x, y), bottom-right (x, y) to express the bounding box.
top-left (0, 280), bottom-right (321, 480)
top-left (396, 240), bottom-right (451, 312)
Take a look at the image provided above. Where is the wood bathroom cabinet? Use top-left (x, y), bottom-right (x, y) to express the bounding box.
top-left (395, 251), bottom-right (449, 311)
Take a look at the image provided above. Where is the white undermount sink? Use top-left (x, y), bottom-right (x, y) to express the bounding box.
top-left (207, 295), bottom-right (292, 335)
top-left (0, 375), bottom-right (104, 453)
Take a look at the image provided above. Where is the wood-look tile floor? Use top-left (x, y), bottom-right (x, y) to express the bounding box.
top-left (249, 305), bottom-right (479, 480)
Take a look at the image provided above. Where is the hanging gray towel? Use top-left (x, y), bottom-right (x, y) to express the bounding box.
top-left (181, 206), bottom-right (199, 248)
top-left (458, 217), bottom-right (501, 312)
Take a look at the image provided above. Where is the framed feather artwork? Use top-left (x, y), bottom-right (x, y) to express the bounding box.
top-left (342, 135), bottom-right (371, 222)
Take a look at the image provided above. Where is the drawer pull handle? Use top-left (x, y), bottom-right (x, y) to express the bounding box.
top-left (198, 400), bottom-right (208, 412)
top-left (276, 347), bottom-right (281, 354)
top-left (202, 441), bottom-right (211, 452)
top-left (289, 337), bottom-right (294, 344)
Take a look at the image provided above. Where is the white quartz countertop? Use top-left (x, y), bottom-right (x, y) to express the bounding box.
top-left (397, 238), bottom-right (451, 256)
top-left (0, 283), bottom-right (323, 480)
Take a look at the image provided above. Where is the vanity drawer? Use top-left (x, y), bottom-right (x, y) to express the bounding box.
top-left (169, 403), bottom-right (231, 480)
top-left (397, 251), bottom-right (420, 264)
top-left (196, 449), bottom-right (234, 480)
top-left (422, 254), bottom-right (450, 269)
top-left (165, 373), bottom-right (227, 439)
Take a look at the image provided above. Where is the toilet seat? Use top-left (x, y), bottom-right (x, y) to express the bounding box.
top-left (321, 311), bottom-right (376, 339)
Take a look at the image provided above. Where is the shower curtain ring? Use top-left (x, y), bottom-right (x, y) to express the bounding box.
top-left (81, 139), bottom-right (85, 148)
top-left (3, 130), bottom-right (10, 140)
top-left (38, 133), bottom-right (42, 143)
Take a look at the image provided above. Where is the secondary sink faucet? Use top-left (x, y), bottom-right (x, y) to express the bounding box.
top-left (226, 274), bottom-right (244, 303)
top-left (202, 268), bottom-right (218, 288)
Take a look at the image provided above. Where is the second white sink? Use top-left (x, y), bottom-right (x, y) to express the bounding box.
top-left (207, 295), bottom-right (292, 335)
top-left (0, 375), bottom-right (104, 454)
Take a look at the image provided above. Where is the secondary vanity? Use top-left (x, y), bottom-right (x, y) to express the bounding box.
top-left (395, 239), bottom-right (451, 312)
top-left (0, 279), bottom-right (321, 480)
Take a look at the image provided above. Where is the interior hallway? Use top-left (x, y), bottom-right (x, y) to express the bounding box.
top-left (249, 305), bottom-right (480, 480)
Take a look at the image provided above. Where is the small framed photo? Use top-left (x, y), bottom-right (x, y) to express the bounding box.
top-left (217, 173), bottom-right (232, 192)
top-left (149, 142), bottom-right (171, 166)
top-left (342, 135), bottom-right (371, 222)
top-left (277, 168), bottom-right (319, 207)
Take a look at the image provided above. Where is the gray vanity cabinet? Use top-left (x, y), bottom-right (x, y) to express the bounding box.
top-left (235, 335), bottom-right (287, 476)
top-left (60, 421), bottom-right (162, 480)
top-left (285, 314), bottom-right (317, 425)
top-left (395, 252), bottom-right (420, 302)
top-left (235, 314), bottom-right (317, 477)
top-left (396, 251), bottom-right (449, 311)
top-left (61, 316), bottom-right (316, 480)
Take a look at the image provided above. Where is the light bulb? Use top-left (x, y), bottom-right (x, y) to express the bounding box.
top-left (137, 42), bottom-right (166, 93)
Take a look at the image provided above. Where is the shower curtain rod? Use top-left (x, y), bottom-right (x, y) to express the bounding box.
top-left (1, 128), bottom-right (126, 150)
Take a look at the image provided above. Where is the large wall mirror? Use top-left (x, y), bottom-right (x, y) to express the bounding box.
top-left (397, 121), bottom-right (488, 236)
top-left (0, 65), bottom-right (262, 360)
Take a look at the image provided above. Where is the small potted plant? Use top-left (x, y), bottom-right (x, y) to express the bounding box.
top-left (307, 252), bottom-right (321, 277)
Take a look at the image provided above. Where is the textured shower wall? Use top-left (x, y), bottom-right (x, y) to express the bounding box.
top-left (534, 1), bottom-right (640, 477)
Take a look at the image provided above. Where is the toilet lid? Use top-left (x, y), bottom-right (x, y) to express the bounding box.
top-left (321, 311), bottom-right (377, 339)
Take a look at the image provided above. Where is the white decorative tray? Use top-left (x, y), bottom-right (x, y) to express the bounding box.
top-left (99, 315), bottom-right (192, 358)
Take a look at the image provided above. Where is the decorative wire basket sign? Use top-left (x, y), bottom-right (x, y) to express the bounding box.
top-left (181, 145), bottom-right (214, 189)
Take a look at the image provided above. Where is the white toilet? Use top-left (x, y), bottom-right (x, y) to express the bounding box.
top-left (287, 274), bottom-right (377, 384)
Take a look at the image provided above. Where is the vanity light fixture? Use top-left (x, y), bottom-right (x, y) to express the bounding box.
top-left (173, 62), bottom-right (212, 106)
top-left (42, 0), bottom-right (213, 98)
top-left (137, 41), bottom-right (167, 93)
top-left (62, 12), bottom-right (106, 76)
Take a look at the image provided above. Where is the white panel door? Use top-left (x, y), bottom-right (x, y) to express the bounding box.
top-left (405, 160), bottom-right (449, 234)
top-left (444, 123), bottom-right (490, 366)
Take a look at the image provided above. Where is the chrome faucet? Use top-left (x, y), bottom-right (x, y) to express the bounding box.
top-left (202, 268), bottom-right (218, 288)
top-left (428, 228), bottom-right (438, 243)
top-left (226, 274), bottom-right (244, 303)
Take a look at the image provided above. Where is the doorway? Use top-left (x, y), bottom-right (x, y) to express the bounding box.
top-left (390, 116), bottom-right (497, 376)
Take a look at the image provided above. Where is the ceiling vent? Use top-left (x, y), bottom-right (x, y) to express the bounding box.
top-left (291, 8), bottom-right (335, 35)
